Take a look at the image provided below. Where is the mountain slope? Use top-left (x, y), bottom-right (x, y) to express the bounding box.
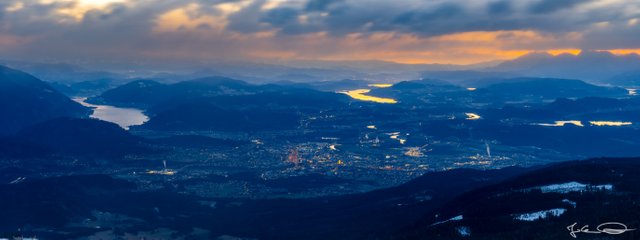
top-left (0, 65), bottom-right (89, 135)
top-left (88, 76), bottom-right (278, 109)
top-left (0, 166), bottom-right (528, 239)
top-left (482, 77), bottom-right (626, 99)
top-left (16, 118), bottom-right (150, 158)
top-left (3, 158), bottom-right (639, 239)
top-left (139, 102), bottom-right (301, 131)
top-left (396, 158), bottom-right (640, 240)
top-left (138, 87), bottom-right (349, 131)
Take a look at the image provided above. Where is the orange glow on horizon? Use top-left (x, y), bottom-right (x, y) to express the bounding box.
top-left (248, 47), bottom-right (640, 65)
top-left (548, 49), bottom-right (582, 56)
top-left (350, 49), bottom-right (532, 65)
top-left (605, 49), bottom-right (640, 55)
top-left (348, 48), bottom-right (640, 65)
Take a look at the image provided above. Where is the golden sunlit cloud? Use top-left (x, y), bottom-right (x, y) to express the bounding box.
top-left (218, 1), bottom-right (252, 14)
top-left (262, 0), bottom-right (287, 10)
top-left (5, 1), bottom-right (24, 12)
top-left (48, 0), bottom-right (126, 21)
top-left (154, 1), bottom-right (251, 33)
top-left (154, 4), bottom-right (224, 32)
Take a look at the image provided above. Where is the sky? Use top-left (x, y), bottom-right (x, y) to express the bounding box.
top-left (0, 0), bottom-right (639, 66)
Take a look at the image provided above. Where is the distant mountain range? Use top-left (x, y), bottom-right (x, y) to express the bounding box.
top-left (0, 65), bottom-right (90, 135)
top-left (1, 58), bottom-right (481, 85)
top-left (481, 77), bottom-right (626, 99)
top-left (50, 78), bottom-right (121, 97)
top-left (371, 77), bottom-right (626, 106)
top-left (88, 76), bottom-right (280, 109)
top-left (89, 76), bottom-right (352, 131)
top-left (0, 60), bottom-right (124, 83)
top-left (7, 51), bottom-right (640, 87)
top-left (609, 70), bottom-right (640, 86)
top-left (489, 51), bottom-right (640, 84)
top-left (419, 51), bottom-right (640, 86)
top-left (274, 79), bottom-right (372, 91)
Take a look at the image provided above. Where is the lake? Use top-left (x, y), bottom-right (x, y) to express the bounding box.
top-left (339, 89), bottom-right (397, 104)
top-left (74, 97), bottom-right (149, 130)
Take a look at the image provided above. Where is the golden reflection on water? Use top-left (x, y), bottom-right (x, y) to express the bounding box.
top-left (589, 121), bottom-right (633, 126)
top-left (537, 120), bottom-right (634, 127)
top-left (537, 121), bottom-right (584, 127)
top-left (368, 83), bottom-right (394, 88)
top-left (465, 113), bottom-right (481, 120)
top-left (340, 89), bottom-right (398, 104)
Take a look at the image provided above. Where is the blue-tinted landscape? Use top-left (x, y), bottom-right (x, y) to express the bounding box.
top-left (1, 0), bottom-right (640, 239)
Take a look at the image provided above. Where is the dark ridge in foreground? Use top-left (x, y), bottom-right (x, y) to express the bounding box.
top-left (394, 157), bottom-right (640, 240)
top-left (2, 158), bottom-right (639, 239)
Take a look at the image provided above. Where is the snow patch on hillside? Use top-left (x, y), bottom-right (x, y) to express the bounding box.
top-left (514, 208), bottom-right (566, 221)
top-left (430, 215), bottom-right (463, 226)
top-left (526, 181), bottom-right (613, 194)
top-left (456, 226), bottom-right (471, 237)
top-left (562, 199), bottom-right (577, 208)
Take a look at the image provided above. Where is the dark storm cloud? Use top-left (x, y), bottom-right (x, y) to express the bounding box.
top-left (580, 23), bottom-right (640, 49)
top-left (320, 4), bottom-right (382, 35)
top-left (226, 0), bottom-right (268, 33)
top-left (391, 3), bottom-right (465, 34)
top-left (0, 0), bottom-right (638, 65)
top-left (0, 0), bottom-right (190, 61)
top-left (261, 7), bottom-right (325, 34)
top-left (488, 1), bottom-right (511, 15)
top-left (243, 0), bottom-right (605, 37)
top-left (3, 0), bottom-right (631, 39)
top-left (83, 4), bottom-right (127, 21)
top-left (262, 7), bottom-right (299, 25)
top-left (393, 3), bottom-right (464, 24)
top-left (528, 0), bottom-right (592, 14)
top-left (305, 0), bottom-right (343, 11)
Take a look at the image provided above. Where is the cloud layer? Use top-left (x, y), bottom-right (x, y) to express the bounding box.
top-left (1, 0), bottom-right (639, 66)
